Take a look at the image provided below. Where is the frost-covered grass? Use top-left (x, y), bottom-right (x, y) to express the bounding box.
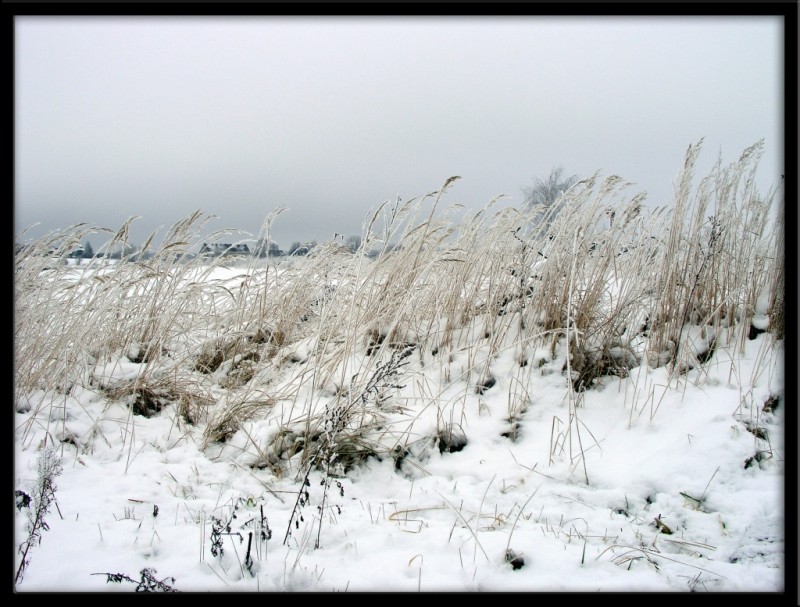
top-left (14, 141), bottom-right (785, 592)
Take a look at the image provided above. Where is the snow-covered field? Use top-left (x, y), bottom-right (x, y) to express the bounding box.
top-left (14, 147), bottom-right (787, 593)
top-left (14, 327), bottom-right (784, 592)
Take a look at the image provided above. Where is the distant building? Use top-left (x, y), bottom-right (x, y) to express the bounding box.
top-left (199, 243), bottom-right (251, 257)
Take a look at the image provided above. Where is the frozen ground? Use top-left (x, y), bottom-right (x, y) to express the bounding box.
top-left (14, 318), bottom-right (785, 592)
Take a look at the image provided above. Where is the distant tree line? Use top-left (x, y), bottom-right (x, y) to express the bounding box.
top-left (17, 234), bottom-right (409, 262)
top-left (18, 169), bottom-right (576, 263)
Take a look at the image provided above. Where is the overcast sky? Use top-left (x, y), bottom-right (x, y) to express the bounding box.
top-left (14, 15), bottom-right (784, 249)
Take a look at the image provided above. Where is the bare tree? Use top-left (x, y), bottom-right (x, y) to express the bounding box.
top-left (521, 167), bottom-right (578, 228)
top-left (346, 235), bottom-right (362, 254)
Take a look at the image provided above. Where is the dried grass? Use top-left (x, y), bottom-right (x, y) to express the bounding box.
top-left (15, 145), bottom-right (783, 480)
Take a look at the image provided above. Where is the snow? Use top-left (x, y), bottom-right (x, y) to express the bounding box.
top-left (14, 318), bottom-right (785, 593)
